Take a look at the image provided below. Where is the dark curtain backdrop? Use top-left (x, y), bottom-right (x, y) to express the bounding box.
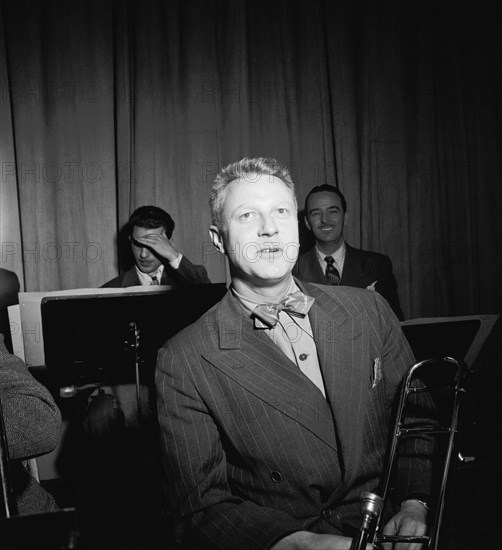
top-left (0, 0), bottom-right (500, 319)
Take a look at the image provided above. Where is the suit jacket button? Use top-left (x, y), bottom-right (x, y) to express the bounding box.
top-left (271, 471), bottom-right (282, 483)
top-left (322, 508), bottom-right (333, 519)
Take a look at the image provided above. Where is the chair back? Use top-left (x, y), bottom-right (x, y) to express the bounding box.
top-left (0, 398), bottom-right (18, 518)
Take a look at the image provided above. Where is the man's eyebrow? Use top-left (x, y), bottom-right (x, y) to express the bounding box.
top-left (231, 202), bottom-right (251, 211)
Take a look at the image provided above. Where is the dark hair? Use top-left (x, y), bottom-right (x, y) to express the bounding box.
top-left (127, 205), bottom-right (175, 238)
top-left (304, 184), bottom-right (347, 215)
top-left (210, 157), bottom-right (297, 229)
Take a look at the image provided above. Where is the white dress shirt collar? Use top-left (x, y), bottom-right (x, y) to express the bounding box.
top-left (135, 264), bottom-right (165, 286)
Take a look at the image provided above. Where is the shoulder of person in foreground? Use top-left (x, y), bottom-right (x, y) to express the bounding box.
top-left (0, 335), bottom-right (62, 460)
top-left (301, 279), bottom-right (397, 322)
top-left (300, 281), bottom-right (412, 368)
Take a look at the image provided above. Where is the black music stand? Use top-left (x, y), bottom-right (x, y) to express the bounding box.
top-left (401, 314), bottom-right (500, 550)
top-left (39, 283), bottom-right (227, 385)
top-left (401, 314), bottom-right (498, 369)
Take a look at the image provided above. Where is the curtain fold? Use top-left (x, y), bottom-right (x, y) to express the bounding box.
top-left (2, 0), bottom-right (118, 290)
top-left (0, 0), bottom-right (500, 318)
top-left (0, 2), bottom-right (24, 290)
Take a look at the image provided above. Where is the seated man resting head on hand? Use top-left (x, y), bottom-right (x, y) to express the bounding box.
top-left (103, 205), bottom-right (210, 288)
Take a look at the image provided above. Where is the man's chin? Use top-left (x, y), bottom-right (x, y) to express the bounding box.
top-left (251, 267), bottom-right (294, 285)
top-left (137, 265), bottom-right (157, 274)
top-left (315, 230), bottom-right (336, 240)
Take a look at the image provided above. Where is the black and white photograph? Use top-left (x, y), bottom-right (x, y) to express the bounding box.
top-left (1, 1), bottom-right (500, 549)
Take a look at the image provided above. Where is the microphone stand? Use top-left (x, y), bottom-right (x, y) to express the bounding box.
top-left (128, 322), bottom-right (142, 423)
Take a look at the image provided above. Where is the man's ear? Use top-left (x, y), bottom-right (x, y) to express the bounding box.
top-left (343, 211), bottom-right (349, 228)
top-left (209, 225), bottom-right (225, 254)
top-left (304, 216), bottom-right (312, 231)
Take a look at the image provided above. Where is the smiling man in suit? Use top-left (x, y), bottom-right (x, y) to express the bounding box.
top-left (293, 185), bottom-right (404, 320)
top-left (156, 158), bottom-right (432, 549)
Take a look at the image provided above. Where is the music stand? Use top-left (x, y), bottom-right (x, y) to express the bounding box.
top-left (401, 314), bottom-right (500, 549)
top-left (401, 314), bottom-right (498, 369)
top-left (40, 283), bottom-right (227, 384)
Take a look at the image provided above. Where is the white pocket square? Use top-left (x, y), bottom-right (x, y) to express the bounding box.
top-left (366, 280), bottom-right (377, 291)
top-left (372, 357), bottom-right (382, 388)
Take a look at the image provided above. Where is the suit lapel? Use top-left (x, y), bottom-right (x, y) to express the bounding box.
top-left (121, 267), bottom-right (140, 287)
top-left (203, 291), bottom-right (339, 453)
top-left (299, 281), bottom-right (370, 485)
top-left (341, 244), bottom-right (366, 286)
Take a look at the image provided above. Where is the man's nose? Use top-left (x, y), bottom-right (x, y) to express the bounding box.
top-left (259, 214), bottom-right (279, 236)
top-left (320, 210), bottom-right (328, 224)
top-left (139, 246), bottom-right (150, 259)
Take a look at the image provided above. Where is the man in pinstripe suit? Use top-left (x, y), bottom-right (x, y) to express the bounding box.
top-left (156, 158), bottom-right (432, 549)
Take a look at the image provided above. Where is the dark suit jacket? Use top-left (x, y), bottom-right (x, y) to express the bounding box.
top-left (156, 281), bottom-right (432, 549)
top-left (101, 256), bottom-right (210, 288)
top-left (293, 244), bottom-right (404, 320)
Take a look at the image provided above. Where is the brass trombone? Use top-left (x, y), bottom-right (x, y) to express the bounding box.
top-left (351, 357), bottom-right (467, 550)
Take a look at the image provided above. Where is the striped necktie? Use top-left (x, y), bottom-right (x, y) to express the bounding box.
top-left (324, 256), bottom-right (341, 285)
top-left (149, 275), bottom-right (159, 285)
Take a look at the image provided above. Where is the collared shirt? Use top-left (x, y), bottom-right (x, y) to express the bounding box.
top-left (231, 282), bottom-right (326, 397)
top-left (136, 264), bottom-right (166, 286)
top-left (316, 241), bottom-right (346, 277)
top-left (134, 253), bottom-right (183, 285)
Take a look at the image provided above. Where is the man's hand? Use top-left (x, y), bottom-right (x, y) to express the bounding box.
top-left (381, 499), bottom-right (428, 550)
top-left (271, 531), bottom-right (370, 550)
top-left (133, 230), bottom-right (180, 263)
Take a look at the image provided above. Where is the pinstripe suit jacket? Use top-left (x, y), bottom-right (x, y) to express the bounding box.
top-left (156, 281), bottom-right (432, 549)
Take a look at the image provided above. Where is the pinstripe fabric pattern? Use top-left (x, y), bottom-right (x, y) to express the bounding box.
top-left (155, 281), bottom-right (432, 549)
